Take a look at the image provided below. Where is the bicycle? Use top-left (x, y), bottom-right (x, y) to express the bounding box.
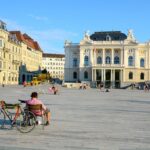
top-left (0, 100), bottom-right (36, 133)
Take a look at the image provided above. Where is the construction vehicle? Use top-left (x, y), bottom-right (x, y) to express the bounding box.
top-left (31, 73), bottom-right (51, 85)
top-left (32, 77), bottom-right (41, 85)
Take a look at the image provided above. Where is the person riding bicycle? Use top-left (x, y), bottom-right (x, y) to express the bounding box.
top-left (26, 92), bottom-right (50, 125)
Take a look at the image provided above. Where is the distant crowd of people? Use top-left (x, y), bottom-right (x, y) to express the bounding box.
top-left (79, 83), bottom-right (87, 89)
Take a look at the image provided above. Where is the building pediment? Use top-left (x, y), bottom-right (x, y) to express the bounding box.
top-left (80, 39), bottom-right (93, 45)
top-left (80, 31), bottom-right (93, 45)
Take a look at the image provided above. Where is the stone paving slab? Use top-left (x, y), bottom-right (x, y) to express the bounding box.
top-left (0, 84), bottom-right (150, 150)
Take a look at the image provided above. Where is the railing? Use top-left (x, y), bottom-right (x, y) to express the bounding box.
top-left (3, 47), bottom-right (10, 52)
top-left (12, 60), bottom-right (20, 64)
top-left (92, 64), bottom-right (124, 68)
top-left (93, 40), bottom-right (124, 45)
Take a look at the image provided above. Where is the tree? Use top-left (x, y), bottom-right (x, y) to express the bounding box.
top-left (41, 69), bottom-right (48, 74)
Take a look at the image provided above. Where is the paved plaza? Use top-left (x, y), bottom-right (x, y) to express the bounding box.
top-left (0, 84), bottom-right (150, 150)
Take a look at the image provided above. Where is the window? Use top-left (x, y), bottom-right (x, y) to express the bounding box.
top-left (140, 73), bottom-right (144, 80)
top-left (73, 58), bottom-right (78, 67)
top-left (84, 56), bottom-right (89, 66)
top-left (3, 75), bottom-right (5, 81)
top-left (0, 39), bottom-right (3, 47)
top-left (128, 56), bottom-right (134, 66)
top-left (73, 72), bottom-right (77, 79)
top-left (129, 72), bottom-right (133, 79)
top-left (8, 75), bottom-right (11, 81)
top-left (106, 35), bottom-right (111, 41)
top-left (114, 56), bottom-right (120, 64)
top-left (3, 53), bottom-right (6, 58)
top-left (105, 56), bottom-right (111, 64)
top-left (0, 61), bottom-right (2, 68)
top-left (97, 56), bottom-right (102, 64)
top-left (140, 58), bottom-right (144, 67)
top-left (84, 71), bottom-right (88, 79)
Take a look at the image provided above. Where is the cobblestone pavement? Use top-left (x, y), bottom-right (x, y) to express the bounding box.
top-left (0, 84), bottom-right (150, 150)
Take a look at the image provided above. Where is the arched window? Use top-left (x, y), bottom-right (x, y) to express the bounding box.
top-left (73, 72), bottom-right (77, 79)
top-left (97, 56), bottom-right (102, 64)
top-left (84, 56), bottom-right (89, 66)
top-left (73, 58), bottom-right (77, 67)
top-left (106, 35), bottom-right (111, 41)
top-left (140, 73), bottom-right (144, 80)
top-left (106, 56), bottom-right (111, 64)
top-left (140, 58), bottom-right (144, 67)
top-left (84, 71), bottom-right (88, 79)
top-left (114, 56), bottom-right (120, 64)
top-left (129, 72), bottom-right (133, 79)
top-left (128, 56), bottom-right (134, 66)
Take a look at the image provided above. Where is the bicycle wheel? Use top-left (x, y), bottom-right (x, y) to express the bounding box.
top-left (16, 111), bottom-right (36, 133)
top-left (0, 109), bottom-right (5, 128)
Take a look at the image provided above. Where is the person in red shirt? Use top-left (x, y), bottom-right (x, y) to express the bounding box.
top-left (27, 92), bottom-right (50, 125)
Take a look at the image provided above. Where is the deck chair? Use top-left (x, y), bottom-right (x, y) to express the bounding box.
top-left (27, 104), bottom-right (45, 129)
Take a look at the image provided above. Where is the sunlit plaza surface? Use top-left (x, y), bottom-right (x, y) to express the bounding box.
top-left (0, 84), bottom-right (150, 150)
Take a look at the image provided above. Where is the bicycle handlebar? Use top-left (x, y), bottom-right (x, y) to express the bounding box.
top-left (18, 99), bottom-right (27, 103)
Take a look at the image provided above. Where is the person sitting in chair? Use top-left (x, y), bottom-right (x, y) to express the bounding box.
top-left (26, 92), bottom-right (50, 125)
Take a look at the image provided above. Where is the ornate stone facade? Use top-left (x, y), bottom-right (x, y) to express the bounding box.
top-left (64, 30), bottom-right (150, 88)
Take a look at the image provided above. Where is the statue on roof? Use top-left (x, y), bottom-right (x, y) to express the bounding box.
top-left (127, 29), bottom-right (136, 42)
top-left (84, 30), bottom-right (90, 41)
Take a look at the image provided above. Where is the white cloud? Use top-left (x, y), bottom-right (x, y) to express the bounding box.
top-left (30, 29), bottom-right (78, 41)
top-left (0, 18), bottom-right (78, 53)
top-left (1, 18), bottom-right (26, 31)
top-left (29, 29), bottom-right (78, 53)
top-left (28, 14), bottom-right (48, 21)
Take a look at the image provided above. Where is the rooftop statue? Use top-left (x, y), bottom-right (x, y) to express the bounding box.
top-left (84, 30), bottom-right (90, 41)
top-left (127, 29), bottom-right (136, 42)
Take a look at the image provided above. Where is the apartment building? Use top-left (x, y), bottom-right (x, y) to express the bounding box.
top-left (0, 20), bottom-right (42, 84)
top-left (42, 53), bottom-right (65, 81)
top-left (0, 21), bottom-right (21, 84)
top-left (10, 31), bottom-right (43, 83)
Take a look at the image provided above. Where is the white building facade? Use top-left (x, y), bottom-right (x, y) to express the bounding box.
top-left (42, 53), bottom-right (65, 80)
top-left (64, 30), bottom-right (150, 88)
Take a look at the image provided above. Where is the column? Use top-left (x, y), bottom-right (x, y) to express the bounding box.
top-left (145, 50), bottom-right (148, 68)
top-left (111, 69), bottom-right (113, 88)
top-left (95, 49), bottom-right (97, 66)
top-left (134, 49), bottom-right (137, 67)
top-left (93, 48), bottom-right (96, 66)
top-left (123, 69), bottom-right (125, 82)
top-left (90, 49), bottom-right (93, 66)
top-left (113, 69), bottom-right (116, 88)
top-left (92, 68), bottom-right (93, 81)
top-left (103, 69), bottom-right (106, 87)
top-left (94, 69), bottom-right (96, 81)
top-left (101, 69), bottom-right (104, 82)
top-left (111, 49), bottom-right (114, 65)
top-left (102, 49), bottom-right (105, 65)
top-left (120, 69), bottom-right (124, 87)
top-left (121, 49), bottom-right (123, 66)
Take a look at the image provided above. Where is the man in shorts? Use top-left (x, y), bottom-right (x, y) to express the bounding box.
top-left (27, 92), bottom-right (50, 125)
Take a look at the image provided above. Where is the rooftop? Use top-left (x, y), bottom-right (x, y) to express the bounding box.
top-left (90, 31), bottom-right (127, 41)
top-left (43, 53), bottom-right (65, 58)
top-left (9, 31), bottom-right (42, 52)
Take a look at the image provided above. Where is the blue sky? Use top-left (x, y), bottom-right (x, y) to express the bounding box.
top-left (1, 0), bottom-right (150, 54)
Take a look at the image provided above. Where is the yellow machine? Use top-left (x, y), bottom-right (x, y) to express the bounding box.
top-left (32, 77), bottom-right (41, 85)
top-left (31, 73), bottom-right (51, 85)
